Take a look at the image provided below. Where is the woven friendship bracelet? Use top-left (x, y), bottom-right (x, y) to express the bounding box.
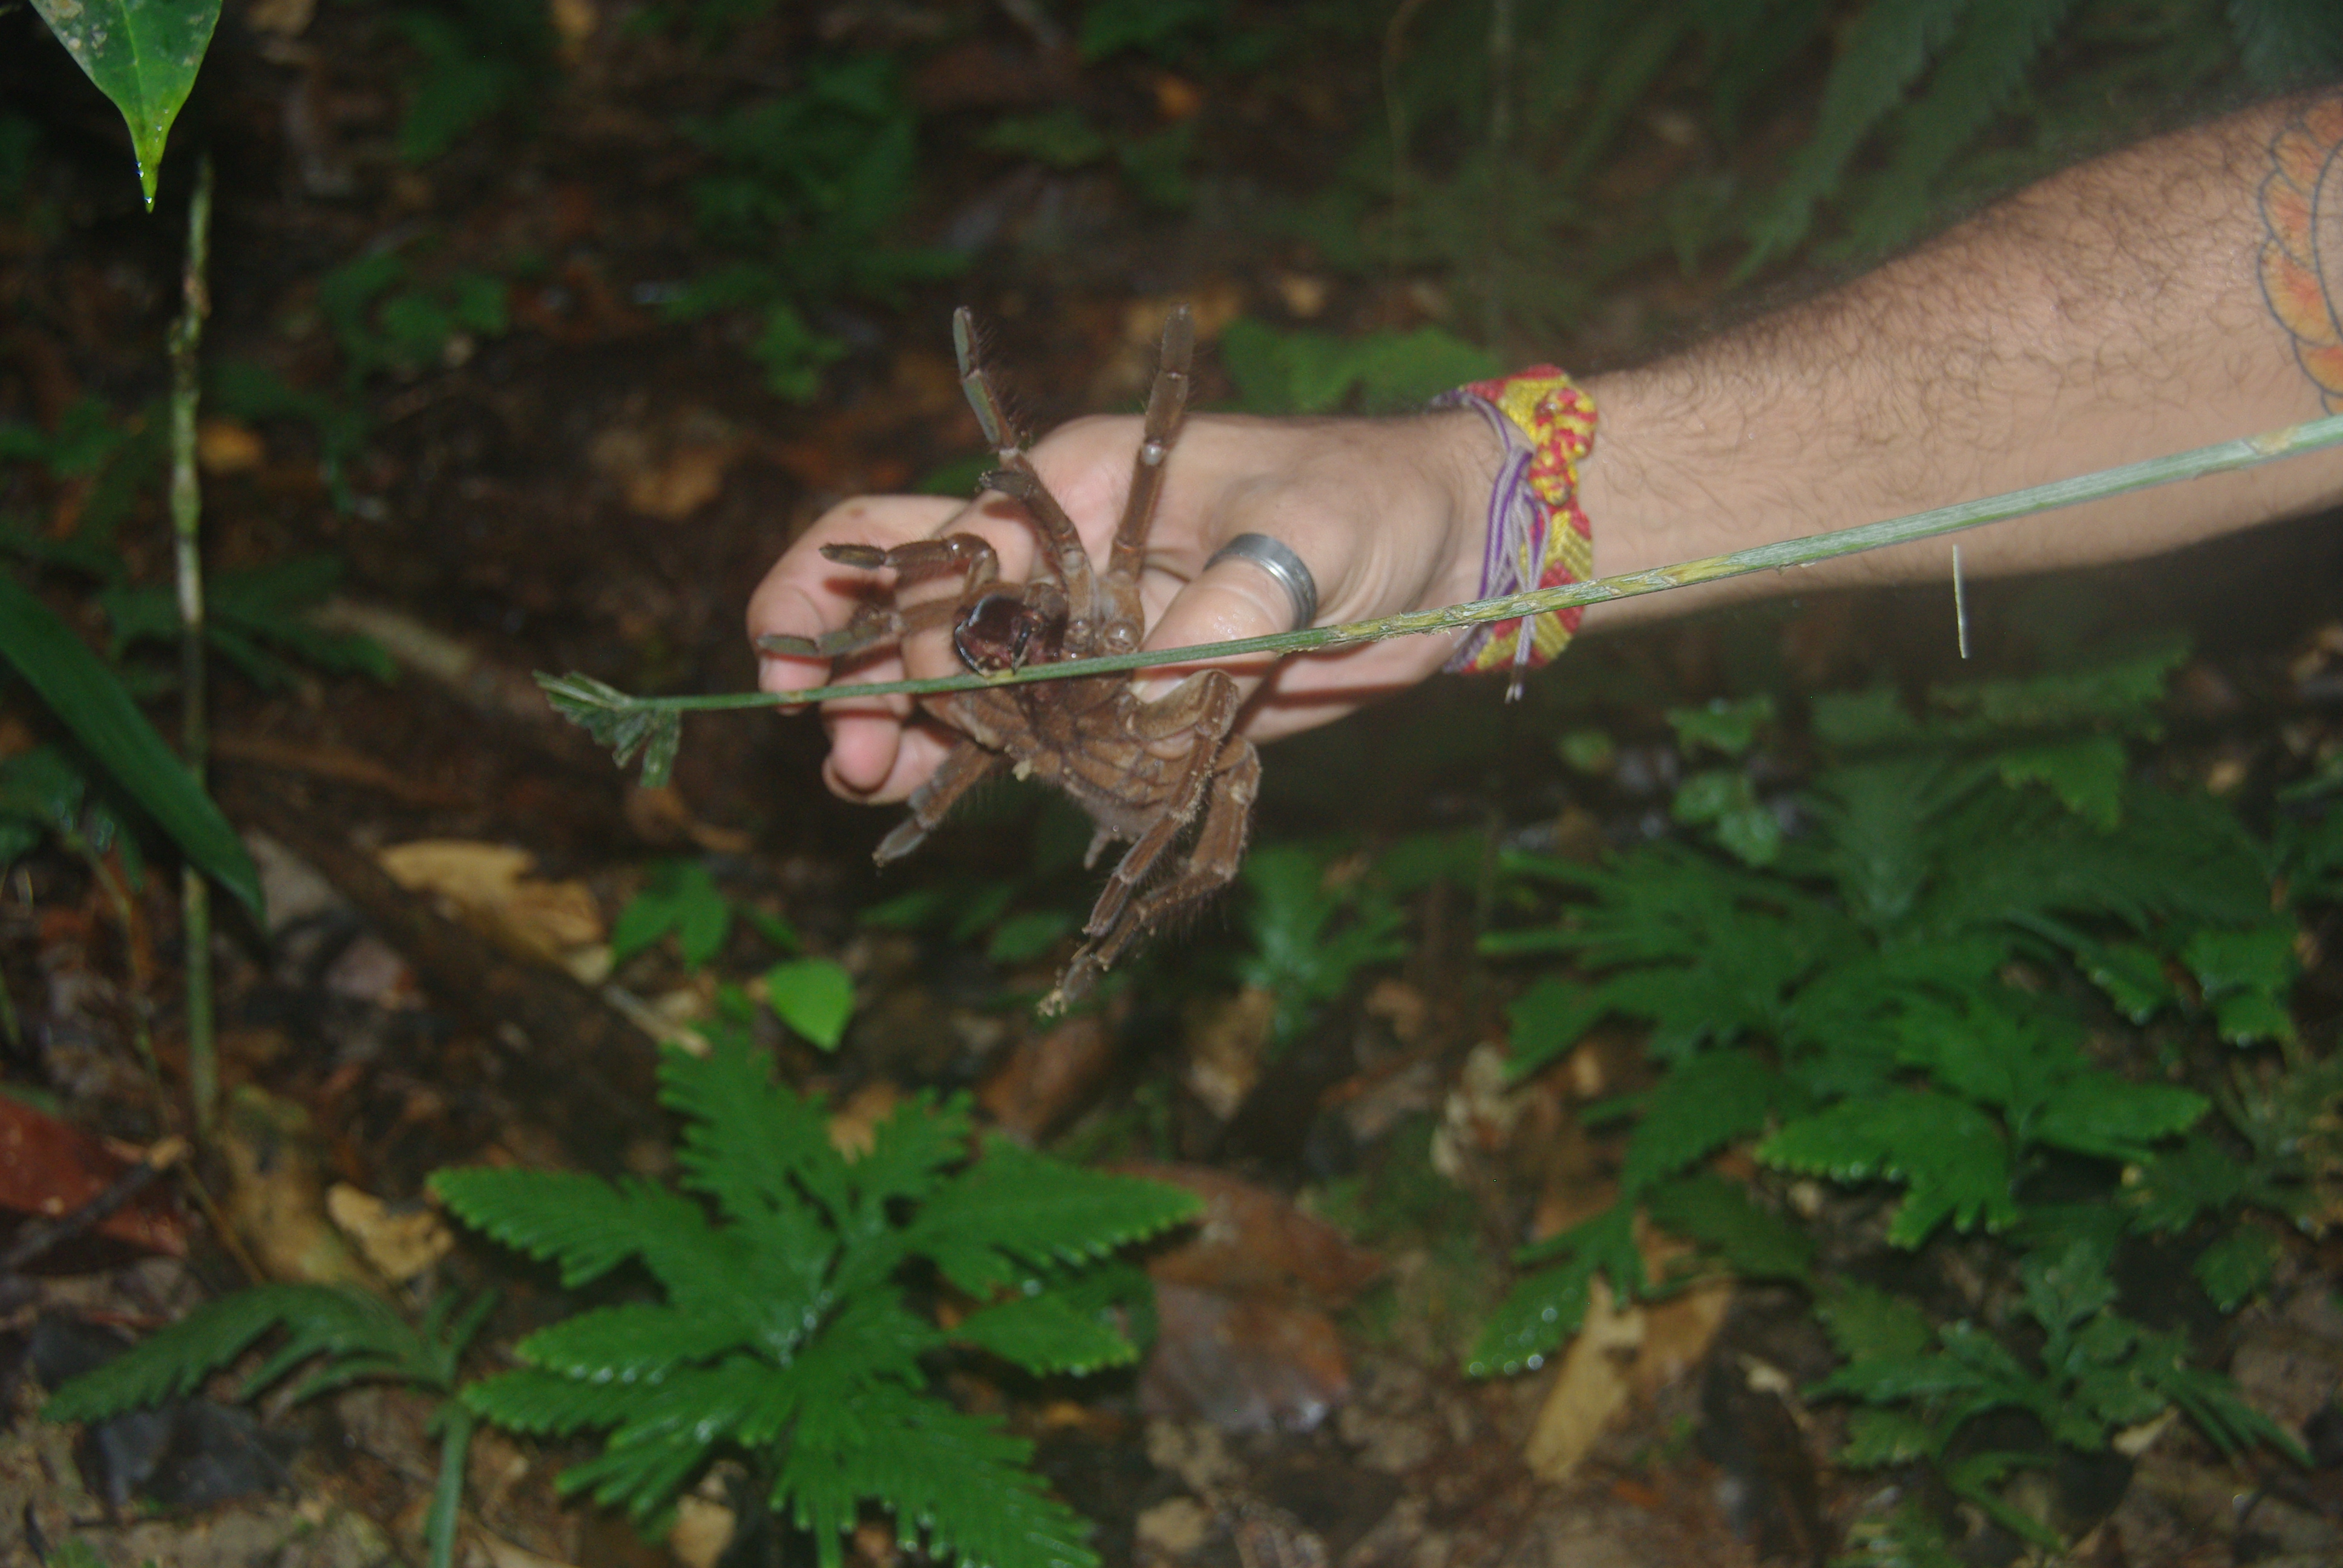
top-left (1431, 368), bottom-right (1597, 699)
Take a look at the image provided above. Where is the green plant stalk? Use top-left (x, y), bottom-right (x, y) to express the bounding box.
top-left (569, 409), bottom-right (2343, 723)
top-left (172, 155), bottom-right (216, 1135)
top-left (425, 1405), bottom-right (472, 1568)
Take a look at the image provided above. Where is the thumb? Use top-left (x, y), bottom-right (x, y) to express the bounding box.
top-left (1135, 537), bottom-right (1319, 704)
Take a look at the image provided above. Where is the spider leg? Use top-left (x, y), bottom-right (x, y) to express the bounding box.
top-left (954, 306), bottom-right (1026, 462)
top-left (1052, 734), bottom-right (1257, 1012)
top-left (874, 737), bottom-right (1005, 865)
top-left (978, 465), bottom-right (1099, 636)
top-left (1106, 305), bottom-right (1193, 596)
top-left (759, 535), bottom-right (1001, 661)
top-left (1073, 671), bottom-right (1242, 944)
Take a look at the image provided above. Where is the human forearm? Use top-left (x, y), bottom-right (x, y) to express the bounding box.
top-left (1576, 94), bottom-right (2343, 621)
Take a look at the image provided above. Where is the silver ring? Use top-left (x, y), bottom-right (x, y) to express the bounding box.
top-left (1205, 533), bottom-right (1318, 630)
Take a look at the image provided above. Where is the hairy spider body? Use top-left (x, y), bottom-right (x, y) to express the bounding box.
top-left (768, 307), bottom-right (1257, 1008)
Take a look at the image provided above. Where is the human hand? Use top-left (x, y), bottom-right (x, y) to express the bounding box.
top-left (746, 408), bottom-right (1502, 805)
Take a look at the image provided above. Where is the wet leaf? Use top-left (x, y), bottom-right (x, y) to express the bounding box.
top-left (0, 574), bottom-right (261, 918)
top-left (30, 0), bottom-right (221, 206)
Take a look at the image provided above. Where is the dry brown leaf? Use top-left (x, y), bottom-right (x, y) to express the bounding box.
top-left (220, 1086), bottom-right (372, 1288)
top-left (1524, 1278), bottom-right (1645, 1483)
top-left (376, 840), bottom-right (603, 967)
top-left (1522, 1226), bottom-right (1732, 1482)
top-left (1140, 1281), bottom-right (1351, 1434)
top-left (1132, 1165), bottom-right (1381, 1303)
top-left (979, 1011), bottom-right (1116, 1139)
top-left (326, 1182), bottom-right (453, 1284)
top-left (1183, 986), bottom-right (1273, 1122)
top-left (195, 418), bottom-right (265, 475)
top-left (827, 1081), bottom-right (902, 1161)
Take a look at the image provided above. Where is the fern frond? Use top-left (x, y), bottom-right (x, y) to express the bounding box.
top-left (432, 1168), bottom-right (695, 1288)
top-left (660, 1040), bottom-right (845, 1264)
top-left (793, 1289), bottom-right (945, 1407)
top-left (1817, 1283), bottom-right (1936, 1364)
top-left (2031, 1076), bottom-right (2206, 1163)
top-left (1743, 0), bottom-right (1976, 269)
top-left (462, 1366), bottom-right (660, 1436)
top-left (1759, 1090), bottom-right (2014, 1247)
top-left (909, 1140), bottom-right (1198, 1293)
top-left (1468, 1205), bottom-right (1640, 1376)
top-left (785, 1382), bottom-right (1098, 1568)
top-left (1619, 1048), bottom-right (1781, 1194)
top-left (849, 1089), bottom-right (974, 1209)
top-left (516, 1301), bottom-right (753, 1384)
top-left (1844, 0), bottom-right (2079, 254)
top-left (951, 1293), bottom-right (1136, 1376)
top-left (42, 1284), bottom-right (350, 1421)
top-left (2135, 1327), bottom-right (2310, 1463)
top-left (1644, 1173), bottom-right (1813, 1283)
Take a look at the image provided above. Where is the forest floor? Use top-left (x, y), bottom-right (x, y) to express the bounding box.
top-left (4, 4), bottom-right (2343, 1567)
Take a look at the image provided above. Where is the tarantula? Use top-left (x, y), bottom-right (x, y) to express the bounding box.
top-left (762, 307), bottom-right (1257, 1009)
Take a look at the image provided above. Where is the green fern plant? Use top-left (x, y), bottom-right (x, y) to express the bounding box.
top-left (1475, 642), bottom-right (2317, 1546)
top-left (432, 1033), bottom-right (1200, 1568)
top-left (42, 1284), bottom-right (495, 1568)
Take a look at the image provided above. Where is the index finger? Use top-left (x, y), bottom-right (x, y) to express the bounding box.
top-left (748, 495), bottom-right (964, 697)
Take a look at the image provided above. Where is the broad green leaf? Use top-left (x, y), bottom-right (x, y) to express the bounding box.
top-left (31, 0), bottom-right (221, 207)
top-left (762, 958), bottom-right (853, 1051)
top-left (0, 574), bottom-right (260, 918)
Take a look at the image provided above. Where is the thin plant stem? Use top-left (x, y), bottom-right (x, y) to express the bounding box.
top-left (588, 409), bottom-right (2343, 725)
top-left (424, 1405), bottom-right (473, 1568)
top-left (171, 154), bottom-right (216, 1135)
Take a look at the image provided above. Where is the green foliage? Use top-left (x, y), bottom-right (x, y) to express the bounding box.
top-left (0, 573), bottom-right (260, 918)
top-left (29, 0), bottom-right (221, 206)
top-left (536, 671), bottom-right (680, 787)
top-left (436, 1035), bottom-right (1199, 1565)
top-left (207, 359), bottom-right (371, 511)
top-left (0, 745), bottom-right (143, 884)
top-left (673, 56), bottom-right (963, 402)
top-left (42, 1282), bottom-right (491, 1568)
top-left (612, 860), bottom-right (739, 970)
top-left (100, 555), bottom-right (395, 687)
top-left (318, 249), bottom-right (512, 386)
top-left (44, 1282), bottom-right (491, 1420)
top-left (1472, 645), bottom-right (2318, 1538)
top-left (394, 0), bottom-right (552, 163)
top-left (1814, 1240), bottom-right (2307, 1475)
top-left (761, 957), bottom-right (854, 1051)
top-left (1219, 319), bottom-right (1503, 414)
top-left (1238, 843), bottom-right (1409, 1045)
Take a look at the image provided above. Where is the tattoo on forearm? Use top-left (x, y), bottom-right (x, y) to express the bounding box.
top-left (2260, 99), bottom-right (2343, 411)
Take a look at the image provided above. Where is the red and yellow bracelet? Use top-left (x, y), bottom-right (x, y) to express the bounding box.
top-left (1433, 368), bottom-right (1597, 698)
